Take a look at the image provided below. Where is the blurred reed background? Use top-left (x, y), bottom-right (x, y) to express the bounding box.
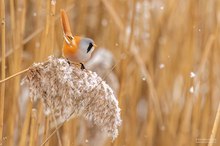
top-left (0, 0), bottom-right (220, 146)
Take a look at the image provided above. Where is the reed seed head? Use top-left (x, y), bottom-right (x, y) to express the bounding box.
top-left (24, 56), bottom-right (121, 139)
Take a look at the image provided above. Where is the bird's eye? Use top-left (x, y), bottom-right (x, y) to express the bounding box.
top-left (87, 43), bottom-right (93, 53)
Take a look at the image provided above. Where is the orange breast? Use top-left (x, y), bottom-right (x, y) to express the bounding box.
top-left (62, 36), bottom-right (81, 60)
top-left (63, 43), bottom-right (77, 57)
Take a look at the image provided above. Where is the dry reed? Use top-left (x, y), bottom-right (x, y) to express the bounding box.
top-left (0, 0), bottom-right (6, 143)
top-left (24, 56), bottom-right (121, 139)
top-left (0, 0), bottom-right (220, 146)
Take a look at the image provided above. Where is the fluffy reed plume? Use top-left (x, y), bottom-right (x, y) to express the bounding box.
top-left (24, 56), bottom-right (121, 139)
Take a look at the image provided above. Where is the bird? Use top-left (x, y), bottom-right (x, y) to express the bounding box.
top-left (60, 9), bottom-right (97, 69)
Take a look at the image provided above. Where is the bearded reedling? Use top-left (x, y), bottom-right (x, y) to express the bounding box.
top-left (60, 9), bottom-right (97, 69)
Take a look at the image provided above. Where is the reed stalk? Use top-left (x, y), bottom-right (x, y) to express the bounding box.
top-left (42, 116), bottom-right (50, 146)
top-left (19, 101), bottom-right (33, 146)
top-left (29, 109), bottom-right (38, 146)
top-left (208, 102), bottom-right (220, 146)
top-left (49, 0), bottom-right (56, 54)
top-left (0, 0), bottom-right (6, 142)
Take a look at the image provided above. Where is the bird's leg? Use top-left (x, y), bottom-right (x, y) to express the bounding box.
top-left (80, 63), bottom-right (86, 70)
top-left (65, 58), bottom-right (71, 65)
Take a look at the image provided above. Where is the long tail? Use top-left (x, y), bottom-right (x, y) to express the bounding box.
top-left (60, 9), bottom-right (72, 36)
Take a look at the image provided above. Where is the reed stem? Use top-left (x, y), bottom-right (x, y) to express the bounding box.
top-left (0, 68), bottom-right (29, 84)
top-left (0, 0), bottom-right (6, 141)
top-left (208, 102), bottom-right (220, 146)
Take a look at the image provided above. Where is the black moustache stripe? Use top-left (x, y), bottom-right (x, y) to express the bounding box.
top-left (87, 43), bottom-right (93, 53)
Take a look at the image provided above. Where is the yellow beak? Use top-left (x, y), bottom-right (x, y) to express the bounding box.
top-left (93, 44), bottom-right (97, 48)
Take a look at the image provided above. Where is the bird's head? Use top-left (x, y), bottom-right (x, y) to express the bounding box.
top-left (78, 37), bottom-right (97, 55)
top-left (63, 35), bottom-right (97, 55)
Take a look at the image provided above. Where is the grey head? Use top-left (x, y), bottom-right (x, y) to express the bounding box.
top-left (79, 38), bottom-right (96, 54)
top-left (78, 37), bottom-right (96, 62)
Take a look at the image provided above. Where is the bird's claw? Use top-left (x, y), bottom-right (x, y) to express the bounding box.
top-left (80, 63), bottom-right (86, 70)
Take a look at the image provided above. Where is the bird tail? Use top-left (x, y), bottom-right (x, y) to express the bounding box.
top-left (60, 9), bottom-right (72, 36)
